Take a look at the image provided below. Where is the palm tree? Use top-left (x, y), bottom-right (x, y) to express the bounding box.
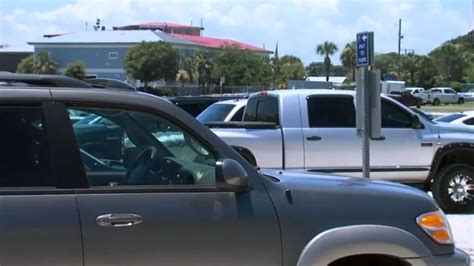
top-left (316, 41), bottom-right (338, 81)
top-left (34, 51), bottom-right (57, 74)
top-left (194, 50), bottom-right (213, 91)
top-left (340, 42), bottom-right (356, 82)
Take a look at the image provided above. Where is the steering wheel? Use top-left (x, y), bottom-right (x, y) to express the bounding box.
top-left (126, 146), bottom-right (160, 185)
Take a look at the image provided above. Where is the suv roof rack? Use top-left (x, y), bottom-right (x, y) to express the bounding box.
top-left (0, 73), bottom-right (93, 88)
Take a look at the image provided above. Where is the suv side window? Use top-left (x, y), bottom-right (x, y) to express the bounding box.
top-left (244, 96), bottom-right (280, 125)
top-left (69, 108), bottom-right (216, 187)
top-left (307, 95), bottom-right (355, 128)
top-left (0, 107), bottom-right (54, 187)
top-left (382, 99), bottom-right (412, 128)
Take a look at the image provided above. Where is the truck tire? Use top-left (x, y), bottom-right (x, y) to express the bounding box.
top-left (458, 98), bottom-right (464, 104)
top-left (432, 98), bottom-right (440, 106)
top-left (432, 164), bottom-right (474, 213)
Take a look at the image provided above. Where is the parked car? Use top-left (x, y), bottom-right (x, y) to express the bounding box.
top-left (426, 87), bottom-right (464, 105)
top-left (197, 99), bottom-right (247, 123)
top-left (84, 78), bottom-right (137, 91)
top-left (461, 89), bottom-right (474, 101)
top-left (435, 111), bottom-right (474, 126)
top-left (388, 90), bottom-right (423, 108)
top-left (406, 87), bottom-right (428, 103)
top-left (0, 84), bottom-right (470, 266)
top-left (207, 89), bottom-right (474, 212)
top-left (166, 95), bottom-right (247, 117)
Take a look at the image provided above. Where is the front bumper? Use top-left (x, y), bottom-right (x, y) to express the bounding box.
top-left (406, 248), bottom-right (471, 266)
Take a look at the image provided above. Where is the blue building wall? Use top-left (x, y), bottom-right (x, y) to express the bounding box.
top-left (35, 45), bottom-right (198, 81)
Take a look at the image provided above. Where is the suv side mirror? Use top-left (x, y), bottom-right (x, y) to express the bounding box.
top-left (216, 159), bottom-right (251, 192)
top-left (411, 114), bottom-right (424, 129)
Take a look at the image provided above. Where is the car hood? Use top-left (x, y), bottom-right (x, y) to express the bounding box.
top-left (258, 169), bottom-right (452, 258)
top-left (260, 169), bottom-right (433, 201)
top-left (434, 122), bottom-right (474, 135)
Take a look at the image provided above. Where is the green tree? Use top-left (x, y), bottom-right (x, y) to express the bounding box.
top-left (340, 41), bottom-right (356, 81)
top-left (213, 45), bottom-right (272, 86)
top-left (64, 61), bottom-right (86, 80)
top-left (400, 53), bottom-right (421, 86)
top-left (414, 56), bottom-right (438, 89)
top-left (306, 62), bottom-right (325, 76)
top-left (16, 55), bottom-right (35, 73)
top-left (178, 56), bottom-right (196, 83)
top-left (124, 41), bottom-right (179, 89)
top-left (34, 51), bottom-right (57, 74)
top-left (277, 55), bottom-right (306, 88)
top-left (316, 41), bottom-right (338, 81)
top-left (430, 43), bottom-right (467, 82)
top-left (374, 52), bottom-right (398, 79)
top-left (194, 50), bottom-right (214, 88)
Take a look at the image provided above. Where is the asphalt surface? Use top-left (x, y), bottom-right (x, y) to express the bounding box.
top-left (448, 214), bottom-right (474, 264)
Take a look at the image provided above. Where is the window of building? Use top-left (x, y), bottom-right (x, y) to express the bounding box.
top-left (0, 107), bottom-right (54, 187)
top-left (69, 108), bottom-right (217, 187)
top-left (307, 95), bottom-right (355, 128)
top-left (108, 52), bottom-right (118, 60)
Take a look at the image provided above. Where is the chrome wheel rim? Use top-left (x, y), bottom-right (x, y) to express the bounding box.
top-left (447, 174), bottom-right (474, 204)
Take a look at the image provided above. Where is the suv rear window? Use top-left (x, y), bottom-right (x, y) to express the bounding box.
top-left (436, 113), bottom-right (467, 123)
top-left (0, 107), bottom-right (54, 187)
top-left (307, 95), bottom-right (355, 128)
top-left (244, 96), bottom-right (279, 124)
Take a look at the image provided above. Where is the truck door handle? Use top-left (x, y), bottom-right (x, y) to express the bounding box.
top-left (96, 213), bottom-right (143, 228)
top-left (306, 136), bottom-right (322, 141)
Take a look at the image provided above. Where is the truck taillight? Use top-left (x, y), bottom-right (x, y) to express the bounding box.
top-left (258, 91), bottom-right (268, 97)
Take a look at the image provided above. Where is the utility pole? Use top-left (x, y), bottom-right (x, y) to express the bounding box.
top-left (397, 18), bottom-right (403, 79)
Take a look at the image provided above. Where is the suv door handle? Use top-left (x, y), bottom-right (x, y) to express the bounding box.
top-left (96, 213), bottom-right (143, 228)
top-left (306, 136), bottom-right (322, 141)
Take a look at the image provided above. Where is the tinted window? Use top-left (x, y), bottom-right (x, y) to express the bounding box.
top-left (382, 100), bottom-right (412, 128)
top-left (196, 104), bottom-right (235, 123)
top-left (436, 113), bottom-right (467, 123)
top-left (307, 95), bottom-right (355, 128)
top-left (230, 106), bottom-right (245, 121)
top-left (244, 97), bottom-right (279, 124)
top-left (0, 107), bottom-right (53, 187)
top-left (69, 108), bottom-right (216, 187)
top-left (431, 89), bottom-right (442, 93)
top-left (463, 118), bottom-right (474, 125)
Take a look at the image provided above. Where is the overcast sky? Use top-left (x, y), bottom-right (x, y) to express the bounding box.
top-left (0, 0), bottom-right (472, 65)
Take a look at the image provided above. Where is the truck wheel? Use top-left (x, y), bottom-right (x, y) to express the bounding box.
top-left (458, 98), bottom-right (464, 104)
top-left (432, 164), bottom-right (474, 213)
top-left (432, 98), bottom-right (440, 106)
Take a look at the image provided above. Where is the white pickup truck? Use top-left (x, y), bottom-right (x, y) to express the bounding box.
top-left (207, 89), bottom-right (474, 212)
top-left (426, 87), bottom-right (465, 105)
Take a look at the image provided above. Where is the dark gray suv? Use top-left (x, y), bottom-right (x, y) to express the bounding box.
top-left (0, 86), bottom-right (469, 266)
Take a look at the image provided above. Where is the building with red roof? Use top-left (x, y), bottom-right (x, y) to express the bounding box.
top-left (29, 21), bottom-right (271, 81)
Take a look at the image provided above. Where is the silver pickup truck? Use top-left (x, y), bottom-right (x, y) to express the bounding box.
top-left (208, 90), bottom-right (474, 212)
top-left (427, 87), bottom-right (465, 105)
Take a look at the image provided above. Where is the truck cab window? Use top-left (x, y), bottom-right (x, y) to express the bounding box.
top-left (244, 97), bottom-right (279, 125)
top-left (307, 95), bottom-right (355, 128)
top-left (381, 100), bottom-right (412, 128)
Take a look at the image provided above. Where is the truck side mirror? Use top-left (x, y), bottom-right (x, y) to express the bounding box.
top-left (216, 159), bottom-right (251, 192)
top-left (411, 115), bottom-right (424, 129)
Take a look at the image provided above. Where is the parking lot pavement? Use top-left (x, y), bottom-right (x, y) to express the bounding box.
top-left (448, 214), bottom-right (474, 262)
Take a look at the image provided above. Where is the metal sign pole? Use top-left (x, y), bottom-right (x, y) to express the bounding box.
top-left (361, 67), bottom-right (370, 178)
top-left (356, 31), bottom-right (374, 178)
